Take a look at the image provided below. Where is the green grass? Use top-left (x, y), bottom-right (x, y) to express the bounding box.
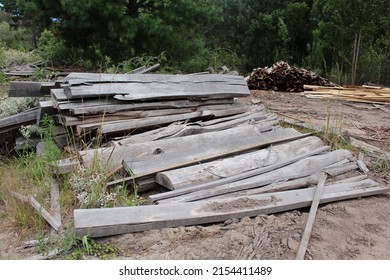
top-left (372, 156), bottom-right (390, 172)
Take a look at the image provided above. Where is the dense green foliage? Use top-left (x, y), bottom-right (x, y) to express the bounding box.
top-left (0, 0), bottom-right (389, 84)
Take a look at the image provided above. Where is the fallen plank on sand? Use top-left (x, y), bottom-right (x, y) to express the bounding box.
top-left (74, 179), bottom-right (387, 237)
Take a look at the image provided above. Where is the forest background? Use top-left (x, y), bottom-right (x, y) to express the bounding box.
top-left (0, 0), bottom-right (389, 85)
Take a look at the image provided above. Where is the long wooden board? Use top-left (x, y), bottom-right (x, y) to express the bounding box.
top-left (64, 72), bottom-right (246, 84)
top-left (0, 107), bottom-right (39, 132)
top-left (155, 136), bottom-right (325, 190)
top-left (122, 128), bottom-right (307, 179)
top-left (66, 99), bottom-right (237, 115)
top-left (114, 115), bottom-right (277, 146)
top-left (155, 149), bottom-right (351, 204)
top-left (74, 179), bottom-right (387, 237)
top-left (64, 82), bottom-right (250, 100)
top-left (80, 125), bottom-right (261, 168)
top-left (296, 173), bottom-right (327, 260)
top-left (9, 81), bottom-right (57, 97)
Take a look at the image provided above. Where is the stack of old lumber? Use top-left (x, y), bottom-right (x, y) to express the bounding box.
top-left (303, 84), bottom-right (390, 104)
top-left (75, 129), bottom-right (388, 237)
top-left (50, 72), bottom-right (257, 140)
top-left (3, 71), bottom-right (388, 238)
top-left (247, 61), bottom-right (337, 92)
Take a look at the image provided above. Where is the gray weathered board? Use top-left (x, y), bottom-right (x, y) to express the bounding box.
top-left (59, 107), bottom-right (207, 126)
top-left (154, 149), bottom-right (351, 204)
top-left (114, 113), bottom-right (277, 146)
top-left (122, 128), bottom-right (307, 179)
top-left (9, 81), bottom-right (57, 97)
top-left (74, 179), bottom-right (388, 237)
top-left (64, 72), bottom-right (245, 84)
top-left (80, 126), bottom-right (304, 173)
top-left (75, 107), bottom-right (250, 136)
top-left (60, 98), bottom-right (237, 115)
top-left (0, 107), bottom-right (39, 133)
top-left (296, 173), bottom-right (327, 260)
top-left (64, 82), bottom-right (250, 100)
top-left (155, 136), bottom-right (325, 190)
top-left (208, 163), bottom-right (360, 200)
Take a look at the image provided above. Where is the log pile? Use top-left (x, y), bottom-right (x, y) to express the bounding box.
top-left (247, 61), bottom-right (337, 92)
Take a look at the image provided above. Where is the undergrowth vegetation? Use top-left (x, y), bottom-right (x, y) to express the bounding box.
top-left (0, 111), bottom-right (140, 258)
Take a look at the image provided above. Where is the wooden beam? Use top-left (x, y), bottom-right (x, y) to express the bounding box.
top-left (50, 178), bottom-right (62, 224)
top-left (9, 81), bottom-right (57, 97)
top-left (64, 72), bottom-right (245, 84)
top-left (64, 82), bottom-right (249, 100)
top-left (0, 107), bottom-right (39, 131)
top-left (296, 173), bottom-right (327, 260)
top-left (11, 192), bottom-right (61, 231)
top-left (69, 98), bottom-right (237, 115)
top-left (80, 125), bottom-right (279, 169)
top-left (74, 179), bottom-right (387, 237)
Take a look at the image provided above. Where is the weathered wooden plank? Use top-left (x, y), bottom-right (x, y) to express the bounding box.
top-left (49, 158), bottom-right (80, 175)
top-left (209, 168), bottom-right (363, 200)
top-left (122, 128), bottom-right (308, 179)
top-left (64, 72), bottom-right (245, 84)
top-left (156, 149), bottom-right (352, 204)
top-left (37, 100), bottom-right (57, 125)
top-left (75, 107), bottom-right (249, 136)
top-left (9, 81), bottom-right (56, 97)
top-left (0, 107), bottom-right (39, 130)
top-left (59, 108), bottom-right (199, 126)
top-left (68, 98), bottom-right (237, 115)
top-left (50, 178), bottom-right (62, 224)
top-left (155, 136), bottom-right (325, 190)
top-left (11, 192), bottom-right (61, 231)
top-left (74, 179), bottom-right (387, 237)
top-left (96, 107), bottom-right (251, 136)
top-left (51, 88), bottom-right (68, 101)
top-left (296, 173), bottom-right (327, 260)
top-left (65, 82), bottom-right (250, 100)
top-left (150, 144), bottom-right (331, 202)
top-left (114, 115), bottom-right (278, 146)
top-left (350, 137), bottom-right (390, 160)
top-left (80, 125), bottom-right (262, 168)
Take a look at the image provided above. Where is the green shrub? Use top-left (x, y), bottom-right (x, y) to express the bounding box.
top-left (38, 29), bottom-right (69, 64)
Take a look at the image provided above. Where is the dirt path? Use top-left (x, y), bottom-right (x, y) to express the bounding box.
top-left (1, 90), bottom-right (389, 260)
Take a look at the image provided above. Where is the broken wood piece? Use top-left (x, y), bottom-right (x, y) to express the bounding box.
top-left (350, 137), bottom-right (390, 160)
top-left (74, 179), bottom-right (387, 237)
top-left (11, 192), bottom-right (61, 231)
top-left (357, 159), bottom-right (369, 173)
top-left (49, 158), bottom-right (80, 175)
top-left (296, 173), bottom-right (327, 260)
top-left (51, 178), bottom-right (61, 224)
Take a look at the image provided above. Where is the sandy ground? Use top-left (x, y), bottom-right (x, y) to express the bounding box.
top-left (1, 90), bottom-right (389, 260)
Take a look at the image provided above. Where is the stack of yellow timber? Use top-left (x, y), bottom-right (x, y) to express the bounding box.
top-left (303, 85), bottom-right (390, 104)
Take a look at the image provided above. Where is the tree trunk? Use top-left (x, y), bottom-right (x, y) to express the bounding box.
top-left (351, 28), bottom-right (362, 85)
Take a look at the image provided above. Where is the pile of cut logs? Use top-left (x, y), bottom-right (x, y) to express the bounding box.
top-left (247, 61), bottom-right (337, 92)
top-left (1, 71), bottom-right (388, 240)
